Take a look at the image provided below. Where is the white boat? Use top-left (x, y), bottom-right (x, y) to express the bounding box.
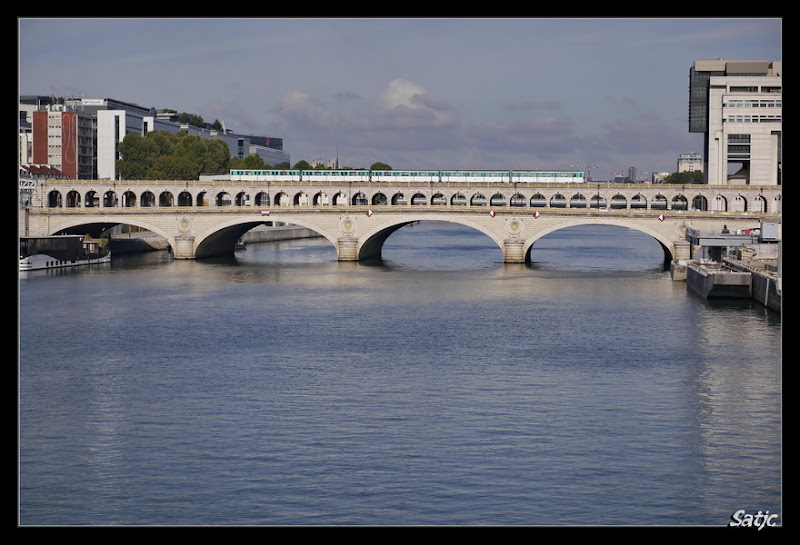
top-left (20, 235), bottom-right (111, 271)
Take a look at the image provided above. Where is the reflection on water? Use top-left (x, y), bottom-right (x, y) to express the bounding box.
top-left (19, 223), bottom-right (781, 526)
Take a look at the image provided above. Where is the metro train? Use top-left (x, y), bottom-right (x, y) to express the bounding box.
top-left (229, 169), bottom-right (586, 184)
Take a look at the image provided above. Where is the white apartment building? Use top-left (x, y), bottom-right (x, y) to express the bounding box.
top-left (677, 152), bottom-right (703, 173)
top-left (689, 59), bottom-right (781, 185)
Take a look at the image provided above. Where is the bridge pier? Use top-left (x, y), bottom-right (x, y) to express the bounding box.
top-left (502, 239), bottom-right (527, 263)
top-left (172, 235), bottom-right (196, 259)
top-left (336, 237), bottom-right (359, 261)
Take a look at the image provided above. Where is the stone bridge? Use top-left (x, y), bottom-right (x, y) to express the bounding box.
top-left (20, 178), bottom-right (782, 267)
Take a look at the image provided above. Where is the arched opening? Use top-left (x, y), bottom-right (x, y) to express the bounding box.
top-left (490, 193), bottom-right (506, 207)
top-left (216, 192), bottom-right (232, 206)
top-left (85, 191), bottom-right (99, 207)
top-left (351, 192), bottom-right (367, 206)
top-left (47, 190), bottom-right (62, 207)
top-left (471, 193), bottom-right (487, 206)
top-left (671, 195), bottom-right (688, 210)
top-left (510, 193), bottom-right (526, 207)
top-left (692, 195), bottom-right (708, 211)
top-left (295, 192), bottom-right (310, 206)
top-left (630, 194), bottom-right (647, 209)
top-left (528, 224), bottom-right (671, 272)
top-left (103, 191), bottom-right (117, 207)
top-left (122, 191), bottom-right (136, 207)
top-left (391, 193), bottom-right (406, 205)
top-left (372, 193), bottom-right (387, 206)
top-left (731, 195), bottom-right (747, 212)
top-left (314, 192), bottom-right (329, 206)
top-left (610, 194), bottom-right (627, 209)
top-left (359, 220), bottom-right (502, 269)
top-left (550, 193), bottom-right (566, 208)
top-left (451, 193), bottom-right (467, 206)
top-left (160, 191), bottom-right (174, 207)
top-left (651, 194), bottom-right (667, 210)
top-left (411, 193), bottom-right (427, 205)
top-left (237, 192), bottom-right (250, 206)
top-left (141, 191), bottom-right (156, 207)
top-left (178, 191), bottom-right (193, 207)
top-left (431, 193), bottom-right (446, 205)
top-left (570, 193), bottom-right (587, 208)
top-left (589, 193), bottom-right (607, 209)
top-left (531, 193), bottom-right (547, 207)
top-left (66, 190), bottom-right (80, 208)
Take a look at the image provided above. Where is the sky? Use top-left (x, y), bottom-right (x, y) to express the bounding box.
top-left (19, 17), bottom-right (782, 180)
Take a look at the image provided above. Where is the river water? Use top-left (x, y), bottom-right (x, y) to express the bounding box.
top-left (18, 223), bottom-right (782, 527)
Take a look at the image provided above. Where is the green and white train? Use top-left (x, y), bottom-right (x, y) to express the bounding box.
top-left (230, 169), bottom-right (586, 184)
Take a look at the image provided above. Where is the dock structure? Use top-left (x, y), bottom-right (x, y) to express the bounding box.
top-left (686, 261), bottom-right (752, 299)
top-left (673, 222), bottom-right (781, 312)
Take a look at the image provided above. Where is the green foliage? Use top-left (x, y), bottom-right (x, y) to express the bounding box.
top-left (116, 130), bottom-right (231, 180)
top-left (663, 171), bottom-right (704, 184)
top-left (370, 162), bottom-right (392, 170)
top-left (292, 160), bottom-right (312, 170)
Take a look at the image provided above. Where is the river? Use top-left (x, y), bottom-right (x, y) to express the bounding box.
top-left (18, 223), bottom-right (782, 527)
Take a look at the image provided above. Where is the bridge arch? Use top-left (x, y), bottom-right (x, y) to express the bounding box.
top-left (36, 214), bottom-right (175, 244)
top-left (356, 216), bottom-right (505, 261)
top-left (522, 218), bottom-right (676, 268)
top-left (192, 216), bottom-right (338, 259)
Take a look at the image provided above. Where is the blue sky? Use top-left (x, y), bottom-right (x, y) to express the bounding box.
top-left (19, 17), bottom-right (782, 180)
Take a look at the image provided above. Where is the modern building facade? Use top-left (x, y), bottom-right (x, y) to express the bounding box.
top-left (20, 96), bottom-right (290, 180)
top-left (689, 59), bottom-right (781, 185)
top-left (30, 106), bottom-right (94, 180)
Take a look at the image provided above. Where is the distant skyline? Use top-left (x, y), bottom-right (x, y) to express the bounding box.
top-left (19, 17), bottom-right (782, 180)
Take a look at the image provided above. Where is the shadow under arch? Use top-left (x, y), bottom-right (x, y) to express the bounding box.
top-left (357, 217), bottom-right (504, 262)
top-left (193, 217), bottom-right (337, 259)
top-left (523, 220), bottom-right (675, 270)
top-left (43, 215), bottom-right (174, 243)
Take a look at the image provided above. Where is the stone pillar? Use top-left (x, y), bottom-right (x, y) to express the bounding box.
top-left (503, 239), bottom-right (527, 263)
top-left (172, 236), bottom-right (196, 259)
top-left (673, 241), bottom-right (691, 260)
top-left (337, 237), bottom-right (360, 261)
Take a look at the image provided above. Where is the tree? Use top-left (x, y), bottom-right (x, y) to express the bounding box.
top-left (117, 132), bottom-right (159, 179)
top-left (370, 162), bottom-right (392, 170)
top-left (177, 112), bottom-right (205, 127)
top-left (115, 129), bottom-right (231, 180)
top-left (293, 160), bottom-right (312, 170)
top-left (663, 171), bottom-right (704, 184)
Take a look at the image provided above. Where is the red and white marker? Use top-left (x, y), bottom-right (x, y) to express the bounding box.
top-left (261, 209), bottom-right (270, 216)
